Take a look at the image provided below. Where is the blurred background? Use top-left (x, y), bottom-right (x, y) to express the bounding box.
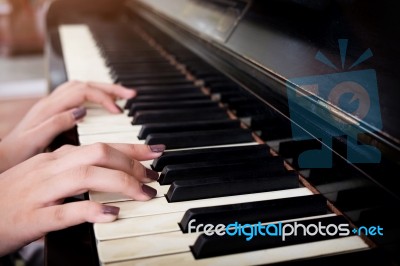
top-left (0, 0), bottom-right (50, 138)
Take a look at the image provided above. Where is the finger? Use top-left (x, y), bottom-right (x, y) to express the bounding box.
top-left (54, 144), bottom-right (77, 154)
top-left (52, 143), bottom-right (165, 164)
top-left (39, 165), bottom-right (157, 202)
top-left (53, 80), bottom-right (82, 92)
top-left (50, 85), bottom-right (122, 113)
top-left (100, 143), bottom-right (166, 161)
top-left (33, 201), bottom-right (120, 233)
top-left (86, 82), bottom-right (136, 99)
top-left (83, 87), bottom-right (126, 113)
top-left (50, 143), bottom-right (159, 182)
top-left (24, 107), bottom-right (86, 154)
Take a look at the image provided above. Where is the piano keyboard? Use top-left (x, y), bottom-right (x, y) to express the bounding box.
top-left (59, 23), bottom-right (369, 265)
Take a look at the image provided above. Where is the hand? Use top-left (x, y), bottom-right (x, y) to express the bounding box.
top-left (0, 81), bottom-right (136, 172)
top-left (0, 143), bottom-right (164, 256)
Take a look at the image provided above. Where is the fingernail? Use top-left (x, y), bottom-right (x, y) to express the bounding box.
top-left (142, 184), bottom-right (157, 198)
top-left (149, 144), bottom-right (166, 153)
top-left (72, 107), bottom-right (87, 120)
top-left (115, 104), bottom-right (123, 113)
top-left (102, 205), bottom-right (120, 216)
top-left (145, 168), bottom-right (159, 181)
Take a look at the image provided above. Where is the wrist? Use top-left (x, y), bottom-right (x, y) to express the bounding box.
top-left (0, 141), bottom-right (10, 174)
top-left (0, 135), bottom-right (17, 173)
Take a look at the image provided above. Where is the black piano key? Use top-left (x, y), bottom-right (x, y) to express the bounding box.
top-left (190, 69), bottom-right (221, 78)
top-left (101, 50), bottom-right (160, 57)
top-left (279, 139), bottom-right (322, 159)
top-left (128, 100), bottom-right (218, 116)
top-left (111, 65), bottom-right (180, 73)
top-left (138, 119), bottom-right (241, 140)
top-left (191, 215), bottom-right (350, 259)
top-left (152, 144), bottom-right (269, 171)
top-left (151, 143), bottom-right (270, 172)
top-left (159, 155), bottom-right (285, 185)
top-left (124, 92), bottom-right (209, 109)
top-left (133, 85), bottom-right (201, 96)
top-left (227, 97), bottom-right (260, 108)
top-left (146, 128), bottom-right (254, 150)
top-left (166, 172), bottom-right (298, 202)
top-left (192, 71), bottom-right (223, 77)
top-left (179, 194), bottom-right (327, 233)
top-left (106, 54), bottom-right (165, 62)
top-left (218, 92), bottom-right (245, 103)
top-left (114, 71), bottom-right (184, 81)
top-left (132, 107), bottom-right (229, 124)
top-left (134, 83), bottom-right (199, 91)
top-left (207, 84), bottom-right (240, 94)
top-left (111, 64), bottom-right (178, 73)
top-left (200, 76), bottom-right (232, 85)
top-left (105, 56), bottom-right (167, 65)
top-left (122, 78), bottom-right (192, 87)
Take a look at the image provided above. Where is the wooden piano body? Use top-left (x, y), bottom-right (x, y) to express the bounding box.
top-left (44, 0), bottom-right (400, 265)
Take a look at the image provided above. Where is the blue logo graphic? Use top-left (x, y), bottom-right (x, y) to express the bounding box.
top-left (287, 39), bottom-right (382, 168)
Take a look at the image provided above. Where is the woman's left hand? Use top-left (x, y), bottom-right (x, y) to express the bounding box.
top-left (0, 81), bottom-right (135, 172)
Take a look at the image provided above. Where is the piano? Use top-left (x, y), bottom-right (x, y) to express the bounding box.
top-left (44, 0), bottom-right (400, 265)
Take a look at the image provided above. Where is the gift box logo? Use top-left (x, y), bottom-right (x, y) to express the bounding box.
top-left (287, 39), bottom-right (382, 168)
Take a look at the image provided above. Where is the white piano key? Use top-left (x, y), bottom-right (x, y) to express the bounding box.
top-left (79, 114), bottom-right (132, 124)
top-left (111, 187), bottom-right (313, 218)
top-left (89, 182), bottom-right (169, 202)
top-left (141, 159), bottom-right (154, 169)
top-left (95, 211), bottom-right (335, 242)
top-left (98, 231), bottom-right (199, 262)
top-left (94, 212), bottom-right (184, 240)
top-left (77, 124), bottom-right (139, 136)
top-left (85, 109), bottom-right (128, 117)
top-left (83, 99), bottom-right (126, 110)
top-left (104, 236), bottom-right (368, 266)
top-left (59, 25), bottom-right (113, 83)
top-left (79, 132), bottom-right (146, 145)
top-left (89, 167), bottom-right (307, 204)
top-left (165, 141), bottom-right (260, 152)
top-left (96, 214), bottom-right (353, 262)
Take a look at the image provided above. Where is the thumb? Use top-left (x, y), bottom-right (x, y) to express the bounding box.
top-left (34, 201), bottom-right (119, 233)
top-left (28, 107), bottom-right (86, 151)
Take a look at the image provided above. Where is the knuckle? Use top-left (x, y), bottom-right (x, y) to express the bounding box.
top-left (129, 159), bottom-right (135, 174)
top-left (35, 152), bottom-right (55, 162)
top-left (76, 165), bottom-right (93, 182)
top-left (54, 206), bottom-right (66, 222)
top-left (92, 143), bottom-right (111, 161)
top-left (49, 115), bottom-right (67, 128)
top-left (132, 160), bottom-right (144, 176)
top-left (123, 172), bottom-right (131, 188)
top-left (129, 144), bottom-right (138, 155)
top-left (117, 171), bottom-right (132, 190)
top-left (57, 144), bottom-right (74, 152)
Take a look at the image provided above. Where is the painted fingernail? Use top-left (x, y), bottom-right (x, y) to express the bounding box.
top-left (142, 184), bottom-right (157, 198)
top-left (149, 144), bottom-right (166, 153)
top-left (115, 104), bottom-right (123, 113)
top-left (72, 107), bottom-right (87, 120)
top-left (145, 168), bottom-right (159, 181)
top-left (102, 205), bottom-right (120, 216)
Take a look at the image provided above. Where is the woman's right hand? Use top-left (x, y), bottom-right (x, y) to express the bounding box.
top-left (0, 143), bottom-right (165, 256)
